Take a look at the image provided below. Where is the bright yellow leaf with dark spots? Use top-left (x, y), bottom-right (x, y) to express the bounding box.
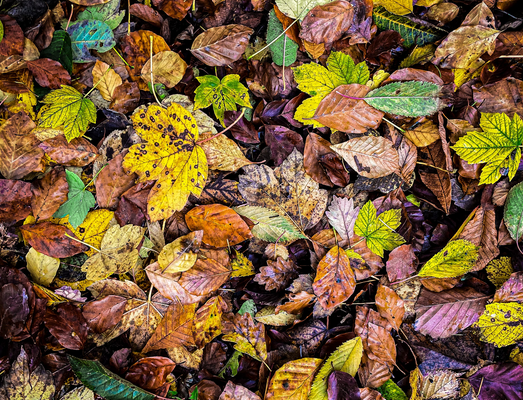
top-left (231, 250), bottom-right (255, 278)
top-left (123, 103), bottom-right (208, 221)
top-left (418, 239), bottom-right (479, 278)
top-left (265, 358), bottom-right (323, 400)
top-left (475, 302), bottom-right (523, 347)
top-left (487, 257), bottom-right (513, 289)
top-left (73, 209), bottom-right (115, 256)
top-left (193, 296), bottom-right (227, 348)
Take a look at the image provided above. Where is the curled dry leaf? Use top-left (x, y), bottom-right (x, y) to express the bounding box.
top-left (191, 24), bottom-right (253, 67)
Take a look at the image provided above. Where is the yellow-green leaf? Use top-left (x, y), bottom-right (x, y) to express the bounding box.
top-left (231, 250), bottom-right (256, 278)
top-left (122, 103), bottom-right (208, 221)
top-left (37, 85), bottom-right (96, 142)
top-left (309, 337), bottom-right (363, 400)
top-left (418, 239), bottom-right (479, 278)
top-left (475, 302), bottom-right (523, 347)
top-left (294, 95), bottom-right (326, 128)
top-left (266, 358), bottom-right (323, 400)
top-left (354, 200), bottom-right (405, 257)
top-left (374, 0), bottom-right (413, 16)
top-left (487, 257), bottom-right (513, 289)
top-left (26, 247), bottom-right (60, 286)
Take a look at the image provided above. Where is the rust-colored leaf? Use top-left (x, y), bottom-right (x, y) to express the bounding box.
top-left (31, 168), bottom-right (69, 221)
top-left (125, 356), bottom-right (176, 390)
top-left (375, 284), bottom-right (405, 331)
top-left (95, 152), bottom-right (137, 210)
top-left (300, 0), bottom-right (354, 44)
top-left (39, 135), bottom-right (98, 167)
top-left (44, 303), bottom-right (88, 350)
top-left (82, 295), bottom-right (127, 334)
top-left (179, 259), bottom-right (231, 296)
top-left (27, 58), bottom-right (71, 89)
top-left (20, 222), bottom-right (88, 258)
top-left (0, 180), bottom-right (32, 224)
top-left (129, 4), bottom-right (164, 27)
top-left (418, 140), bottom-right (451, 213)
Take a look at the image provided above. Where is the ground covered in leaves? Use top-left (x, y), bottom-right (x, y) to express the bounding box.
top-left (1, 0), bottom-right (523, 399)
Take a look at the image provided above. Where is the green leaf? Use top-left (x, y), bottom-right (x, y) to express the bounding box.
top-left (233, 205), bottom-right (307, 244)
top-left (354, 200), bottom-right (405, 257)
top-left (189, 388), bottom-right (199, 400)
top-left (238, 299), bottom-right (257, 316)
top-left (399, 44), bottom-right (436, 68)
top-left (77, 0), bottom-right (125, 30)
top-left (364, 81), bottom-right (442, 117)
top-left (37, 85), bottom-right (97, 141)
top-left (0, 21), bottom-right (4, 43)
top-left (218, 351), bottom-right (242, 378)
top-left (267, 9), bottom-right (298, 67)
top-left (53, 170), bottom-right (95, 229)
top-left (453, 112), bottom-right (523, 185)
top-left (418, 239), bottom-right (479, 278)
top-left (327, 51), bottom-right (369, 85)
top-left (194, 74), bottom-right (251, 126)
top-left (377, 379), bottom-right (408, 400)
top-left (292, 63), bottom-right (341, 97)
top-left (309, 337), bottom-right (363, 400)
top-left (504, 181), bottom-right (523, 242)
top-left (275, 0), bottom-right (332, 20)
top-left (68, 356), bottom-right (155, 400)
top-left (373, 6), bottom-right (444, 48)
top-left (67, 20), bottom-right (115, 63)
top-left (40, 30), bottom-right (73, 73)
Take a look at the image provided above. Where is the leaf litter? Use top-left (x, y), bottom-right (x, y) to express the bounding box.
top-left (2, 1), bottom-right (523, 400)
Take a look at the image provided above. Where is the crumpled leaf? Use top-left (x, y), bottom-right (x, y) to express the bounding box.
top-left (122, 103), bottom-right (208, 222)
top-left (418, 239), bottom-right (479, 278)
top-left (265, 358), bottom-right (323, 400)
top-left (254, 257), bottom-right (298, 291)
top-left (125, 356), bottom-right (176, 391)
top-left (53, 170), bottom-right (95, 229)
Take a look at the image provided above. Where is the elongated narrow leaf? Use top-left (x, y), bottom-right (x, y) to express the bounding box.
top-left (267, 9), bottom-right (298, 67)
top-left (68, 356), bottom-right (155, 400)
top-left (364, 81), bottom-right (442, 117)
top-left (504, 181), bottom-right (523, 241)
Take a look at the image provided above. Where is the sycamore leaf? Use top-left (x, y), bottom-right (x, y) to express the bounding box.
top-left (265, 358), bottom-right (323, 400)
top-left (233, 205), bottom-right (307, 244)
top-left (452, 112), bottom-right (523, 185)
top-left (26, 247), bottom-right (60, 286)
top-left (363, 81), bottom-right (442, 117)
top-left (309, 337), bottom-right (363, 400)
top-left (475, 302), bottom-right (523, 347)
top-left (53, 170), bottom-right (95, 228)
top-left (275, 0), bottom-right (331, 20)
top-left (267, 9), bottom-right (298, 67)
top-left (122, 103), bottom-right (208, 222)
top-left (504, 181), bottom-right (523, 241)
top-left (373, 0), bottom-right (412, 16)
top-left (418, 239), bottom-right (479, 278)
top-left (194, 74), bottom-right (251, 126)
top-left (37, 86), bottom-right (97, 142)
top-left (68, 356), bottom-right (155, 400)
top-left (354, 201), bottom-right (405, 257)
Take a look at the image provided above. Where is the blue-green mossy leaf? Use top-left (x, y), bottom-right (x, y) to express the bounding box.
top-left (67, 20), bottom-right (115, 63)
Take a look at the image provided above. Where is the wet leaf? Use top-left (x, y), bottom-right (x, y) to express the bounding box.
top-left (45, 302), bottom-right (88, 350)
top-left (125, 356), bottom-right (175, 390)
top-left (469, 362), bottom-right (523, 400)
top-left (300, 1), bottom-right (354, 44)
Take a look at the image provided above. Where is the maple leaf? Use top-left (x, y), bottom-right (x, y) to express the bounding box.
top-left (194, 74), bottom-right (251, 126)
top-left (452, 112), bottom-right (523, 184)
top-left (354, 200), bottom-right (405, 257)
top-left (122, 102), bottom-right (208, 222)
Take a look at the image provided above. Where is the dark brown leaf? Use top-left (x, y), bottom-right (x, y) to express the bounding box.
top-left (39, 135), bottom-right (98, 167)
top-left (82, 295), bottom-right (127, 334)
top-left (27, 58), bottom-right (71, 89)
top-left (264, 125), bottom-right (304, 166)
top-left (129, 4), bottom-right (164, 27)
top-left (95, 152), bottom-right (137, 209)
top-left (44, 303), bottom-right (88, 350)
top-left (125, 356), bottom-right (176, 390)
top-left (0, 180), bottom-right (32, 224)
top-left (20, 222), bottom-right (88, 258)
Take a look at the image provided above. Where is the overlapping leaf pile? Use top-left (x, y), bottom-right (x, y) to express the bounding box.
top-left (2, 1), bottom-right (523, 400)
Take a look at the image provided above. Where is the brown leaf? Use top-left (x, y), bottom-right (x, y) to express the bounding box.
top-left (222, 312), bottom-right (268, 361)
top-left (418, 140), bottom-right (451, 213)
top-left (358, 353), bottom-right (391, 389)
top-left (44, 303), bottom-right (88, 350)
top-left (0, 16), bottom-right (24, 57)
top-left (219, 381), bottom-right (262, 400)
top-left (143, 303), bottom-right (196, 352)
top-left (420, 277), bottom-right (460, 292)
top-left (82, 295), bottom-right (127, 334)
top-left (39, 135), bottom-right (97, 167)
top-left (386, 244), bottom-right (418, 282)
top-left (313, 246), bottom-right (356, 309)
top-left (130, 4), bottom-right (164, 27)
top-left (110, 81), bottom-right (140, 114)
top-left (360, 387), bottom-right (385, 400)
top-left (20, 222), bottom-right (88, 258)
top-left (0, 283), bottom-right (30, 339)
top-left (276, 291), bottom-right (316, 315)
top-left (403, 120), bottom-right (440, 148)
top-left (179, 259), bottom-right (230, 296)
top-left (375, 284), bottom-right (405, 331)
top-left (191, 24), bottom-right (253, 67)
top-left (95, 152), bottom-right (137, 210)
top-left (31, 168), bottom-right (69, 221)
top-left (153, 0), bottom-right (192, 20)
top-left (254, 257), bottom-right (298, 291)
top-left (426, 2), bottom-right (459, 25)
top-left (313, 84), bottom-right (384, 133)
top-left (332, 136), bottom-right (400, 178)
top-left (349, 238), bottom-right (384, 281)
top-left (414, 287), bottom-right (488, 339)
top-left (125, 356), bottom-right (176, 390)
top-left (493, 272), bottom-right (523, 303)
top-left (304, 132), bottom-right (350, 187)
top-left (458, 204), bottom-right (499, 271)
top-left (26, 58), bottom-right (71, 89)
top-left (0, 111), bottom-right (44, 180)
top-left (300, 0), bottom-right (354, 44)
top-left (473, 77), bottom-right (523, 118)
top-left (185, 204), bottom-right (253, 247)
top-left (0, 180), bottom-right (32, 224)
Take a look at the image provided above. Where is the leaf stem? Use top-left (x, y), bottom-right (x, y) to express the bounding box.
top-left (335, 90), bottom-right (364, 100)
top-left (64, 233), bottom-right (101, 253)
top-left (416, 161), bottom-right (452, 173)
top-left (248, 18), bottom-right (300, 60)
top-left (390, 274), bottom-right (419, 285)
top-left (65, 5), bottom-right (73, 31)
top-left (383, 117), bottom-right (405, 133)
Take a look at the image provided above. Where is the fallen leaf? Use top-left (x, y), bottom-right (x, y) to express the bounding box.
top-left (327, 371), bottom-right (361, 400)
top-left (265, 358), bottom-right (323, 400)
top-left (20, 221), bottom-right (88, 258)
top-left (223, 312), bottom-right (267, 362)
top-left (125, 356), bottom-right (175, 390)
top-left (178, 258), bottom-right (231, 296)
top-left (38, 135), bottom-right (98, 167)
top-left (141, 51), bottom-right (187, 89)
top-left (475, 302), bottom-right (523, 347)
top-left (26, 247), bottom-right (60, 286)
top-left (31, 168), bottom-right (69, 221)
top-left (219, 381), bottom-right (262, 400)
top-left (53, 170), bottom-right (95, 229)
top-left (45, 302), bottom-right (88, 350)
top-left (198, 132), bottom-right (254, 171)
top-left (94, 152), bottom-right (137, 209)
top-left (193, 296), bottom-right (228, 348)
top-left (469, 362), bottom-right (523, 400)
top-left (375, 284), bottom-right (405, 331)
top-left (299, 1), bottom-right (354, 44)
top-left (92, 60), bottom-right (122, 101)
top-left (418, 239), bottom-right (479, 278)
top-left (0, 179), bottom-right (32, 224)
top-left (27, 58), bottom-right (71, 89)
top-left (254, 257), bottom-right (298, 291)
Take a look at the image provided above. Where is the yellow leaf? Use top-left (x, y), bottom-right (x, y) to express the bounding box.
top-left (309, 337), bottom-right (363, 400)
top-left (73, 209), bottom-right (115, 256)
top-left (37, 85), bottom-right (97, 142)
top-left (92, 60), bottom-right (122, 101)
top-left (231, 250), bottom-right (255, 278)
top-left (399, 44), bottom-right (436, 69)
top-left (409, 367), bottom-right (423, 400)
top-left (167, 346), bottom-right (203, 370)
top-left (453, 59), bottom-right (485, 90)
top-left (81, 224), bottom-right (145, 281)
top-left (403, 120), bottom-right (440, 147)
top-left (255, 306), bottom-right (299, 326)
top-left (265, 358), bottom-right (323, 400)
top-left (193, 296), bottom-right (227, 348)
top-left (418, 239), bottom-right (479, 278)
top-left (367, 70), bottom-right (390, 89)
top-left (475, 302), bottom-right (523, 347)
top-left (374, 0), bottom-right (413, 16)
top-left (294, 95), bottom-right (326, 128)
top-left (223, 313), bottom-right (267, 361)
top-left (198, 132), bottom-right (254, 171)
top-left (32, 283), bottom-right (70, 307)
top-left (141, 50), bottom-right (187, 89)
top-left (487, 257), bottom-right (513, 289)
top-left (122, 103), bottom-right (208, 221)
top-left (157, 231), bottom-right (202, 273)
top-left (60, 386), bottom-right (94, 400)
top-left (26, 247), bottom-right (60, 286)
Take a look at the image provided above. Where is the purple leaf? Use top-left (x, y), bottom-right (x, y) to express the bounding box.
top-left (327, 371), bottom-right (361, 400)
top-left (469, 363), bottom-right (523, 400)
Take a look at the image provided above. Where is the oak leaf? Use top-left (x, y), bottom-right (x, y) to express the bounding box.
top-left (254, 257), bottom-right (298, 292)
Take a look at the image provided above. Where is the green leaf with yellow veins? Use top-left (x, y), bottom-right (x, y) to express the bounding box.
top-left (487, 257), bottom-right (513, 289)
top-left (194, 74), bottom-right (251, 126)
top-left (418, 239), bottom-right (479, 278)
top-left (354, 200), bottom-right (405, 257)
top-left (294, 95), bottom-right (326, 128)
top-left (453, 112), bottom-right (523, 184)
top-left (37, 85), bottom-right (97, 142)
top-left (475, 302), bottom-right (523, 348)
top-left (309, 337), bottom-right (363, 400)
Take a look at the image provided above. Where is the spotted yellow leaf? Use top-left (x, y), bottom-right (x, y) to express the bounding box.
top-left (73, 209), bottom-right (115, 256)
top-left (475, 302), bottom-right (523, 347)
top-left (231, 250), bottom-right (255, 278)
top-left (266, 358), bottom-right (323, 400)
top-left (123, 103), bottom-right (208, 221)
